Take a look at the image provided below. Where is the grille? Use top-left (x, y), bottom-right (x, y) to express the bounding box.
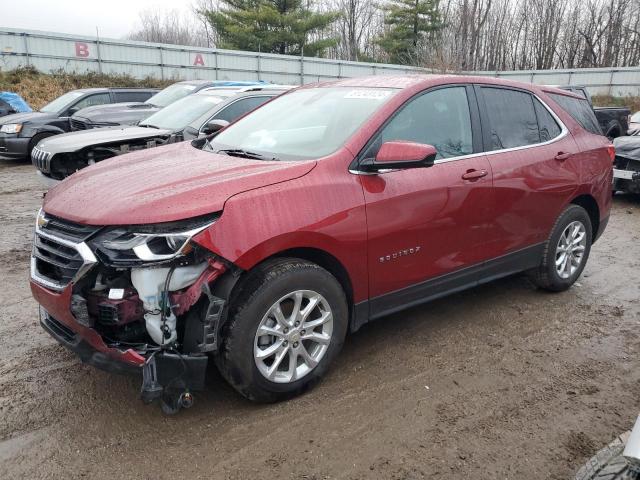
top-left (70, 118), bottom-right (90, 130)
top-left (32, 215), bottom-right (99, 289)
top-left (31, 146), bottom-right (52, 173)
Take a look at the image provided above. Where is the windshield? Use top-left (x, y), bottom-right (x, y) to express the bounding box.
top-left (209, 87), bottom-right (398, 160)
top-left (631, 111), bottom-right (640, 123)
top-left (40, 91), bottom-right (84, 113)
top-left (145, 83), bottom-right (199, 107)
top-left (140, 94), bottom-right (227, 130)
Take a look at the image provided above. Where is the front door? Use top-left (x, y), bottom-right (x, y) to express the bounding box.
top-left (356, 85), bottom-right (494, 317)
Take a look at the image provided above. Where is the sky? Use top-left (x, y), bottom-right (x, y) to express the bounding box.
top-left (0, 0), bottom-right (196, 39)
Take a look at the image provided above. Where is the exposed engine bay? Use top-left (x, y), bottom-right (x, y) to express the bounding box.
top-left (32, 210), bottom-right (232, 413)
top-left (34, 133), bottom-right (178, 181)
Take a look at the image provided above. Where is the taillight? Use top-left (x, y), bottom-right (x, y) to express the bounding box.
top-left (607, 144), bottom-right (616, 163)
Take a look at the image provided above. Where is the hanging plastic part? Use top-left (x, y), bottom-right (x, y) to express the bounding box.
top-left (199, 282), bottom-right (225, 352)
top-left (140, 354), bottom-right (163, 404)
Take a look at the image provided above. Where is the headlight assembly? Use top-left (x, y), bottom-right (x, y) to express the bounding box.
top-left (92, 213), bottom-right (219, 266)
top-left (0, 123), bottom-right (23, 134)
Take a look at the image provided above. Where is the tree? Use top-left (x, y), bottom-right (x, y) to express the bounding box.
top-left (201, 0), bottom-right (341, 56)
top-left (128, 8), bottom-right (208, 47)
top-left (376, 0), bottom-right (441, 65)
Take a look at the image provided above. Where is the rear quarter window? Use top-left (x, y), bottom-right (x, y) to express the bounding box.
top-left (548, 93), bottom-right (602, 136)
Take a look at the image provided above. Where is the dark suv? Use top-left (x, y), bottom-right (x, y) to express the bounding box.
top-left (69, 80), bottom-right (266, 130)
top-left (0, 88), bottom-right (157, 160)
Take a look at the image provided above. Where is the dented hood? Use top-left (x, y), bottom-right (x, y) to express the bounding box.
top-left (43, 141), bottom-right (316, 225)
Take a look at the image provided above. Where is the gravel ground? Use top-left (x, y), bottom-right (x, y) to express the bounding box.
top-left (0, 158), bottom-right (639, 479)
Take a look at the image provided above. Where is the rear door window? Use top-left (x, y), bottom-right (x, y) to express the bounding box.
top-left (212, 96), bottom-right (272, 124)
top-left (362, 86), bottom-right (474, 160)
top-left (72, 93), bottom-right (112, 111)
top-left (533, 98), bottom-right (562, 142)
top-left (548, 93), bottom-right (602, 135)
top-left (481, 87), bottom-right (540, 150)
top-left (114, 91), bottom-right (154, 102)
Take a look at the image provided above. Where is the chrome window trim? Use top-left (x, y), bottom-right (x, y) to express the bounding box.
top-left (30, 213), bottom-right (98, 291)
top-left (349, 92), bottom-right (569, 173)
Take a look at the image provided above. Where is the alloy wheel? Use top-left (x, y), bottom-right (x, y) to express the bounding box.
top-left (555, 220), bottom-right (587, 279)
top-left (254, 290), bottom-right (333, 383)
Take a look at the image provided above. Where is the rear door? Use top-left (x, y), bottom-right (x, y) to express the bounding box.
top-left (358, 85), bottom-right (494, 313)
top-left (475, 85), bottom-right (580, 260)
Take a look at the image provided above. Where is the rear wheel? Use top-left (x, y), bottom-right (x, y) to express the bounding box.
top-left (215, 258), bottom-right (348, 402)
top-left (528, 204), bottom-right (593, 292)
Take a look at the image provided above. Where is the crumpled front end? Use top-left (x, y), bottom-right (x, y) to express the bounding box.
top-left (30, 209), bottom-right (230, 412)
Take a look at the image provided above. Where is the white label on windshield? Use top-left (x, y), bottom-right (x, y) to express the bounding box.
top-left (344, 90), bottom-right (391, 100)
top-left (184, 85), bottom-right (197, 91)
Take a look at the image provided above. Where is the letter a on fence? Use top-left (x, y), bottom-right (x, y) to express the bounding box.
top-left (193, 54), bottom-right (205, 66)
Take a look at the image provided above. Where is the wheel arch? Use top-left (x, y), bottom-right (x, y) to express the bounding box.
top-left (570, 194), bottom-right (600, 243)
top-left (217, 246), bottom-right (357, 334)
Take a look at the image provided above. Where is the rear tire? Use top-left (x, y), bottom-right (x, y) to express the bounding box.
top-left (215, 258), bottom-right (348, 402)
top-left (528, 204), bottom-right (593, 292)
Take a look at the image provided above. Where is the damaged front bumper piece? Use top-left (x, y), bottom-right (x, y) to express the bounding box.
top-left (30, 210), bottom-right (231, 413)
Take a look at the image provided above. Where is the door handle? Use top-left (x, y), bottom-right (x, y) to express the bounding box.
top-left (461, 169), bottom-right (488, 181)
top-left (555, 152), bottom-right (572, 161)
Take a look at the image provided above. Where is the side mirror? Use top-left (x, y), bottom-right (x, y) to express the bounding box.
top-left (67, 107), bottom-right (79, 116)
top-left (201, 119), bottom-right (229, 136)
top-left (364, 141), bottom-right (437, 171)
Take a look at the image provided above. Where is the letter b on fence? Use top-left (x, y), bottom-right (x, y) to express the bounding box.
top-left (75, 42), bottom-right (90, 58)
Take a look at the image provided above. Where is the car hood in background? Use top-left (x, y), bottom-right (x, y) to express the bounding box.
top-left (37, 126), bottom-right (174, 154)
top-left (43, 141), bottom-right (316, 225)
top-left (72, 102), bottom-right (160, 126)
top-left (0, 111), bottom-right (56, 126)
top-left (614, 135), bottom-right (640, 161)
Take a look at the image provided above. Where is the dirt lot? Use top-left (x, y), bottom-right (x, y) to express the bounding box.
top-left (0, 158), bottom-right (639, 480)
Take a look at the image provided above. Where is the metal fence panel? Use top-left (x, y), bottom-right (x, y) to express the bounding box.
top-left (2, 27), bottom-right (640, 97)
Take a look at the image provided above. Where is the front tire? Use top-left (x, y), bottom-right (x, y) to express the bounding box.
top-left (528, 204), bottom-right (593, 292)
top-left (215, 258), bottom-right (348, 402)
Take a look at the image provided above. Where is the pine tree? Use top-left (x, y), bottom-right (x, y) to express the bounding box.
top-left (203, 0), bottom-right (340, 56)
top-left (377, 0), bottom-right (441, 65)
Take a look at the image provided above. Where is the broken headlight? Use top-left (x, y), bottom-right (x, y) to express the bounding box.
top-left (91, 213), bottom-right (219, 266)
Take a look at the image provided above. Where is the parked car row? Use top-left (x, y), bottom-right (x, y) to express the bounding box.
top-left (26, 74), bottom-right (614, 414)
top-left (32, 84), bottom-right (291, 185)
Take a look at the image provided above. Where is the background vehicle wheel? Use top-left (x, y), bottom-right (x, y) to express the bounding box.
top-left (528, 204), bottom-right (593, 292)
top-left (215, 258), bottom-right (348, 402)
top-left (575, 432), bottom-right (632, 480)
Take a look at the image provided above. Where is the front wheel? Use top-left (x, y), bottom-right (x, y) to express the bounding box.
top-left (215, 258), bottom-right (348, 402)
top-left (528, 204), bottom-right (593, 292)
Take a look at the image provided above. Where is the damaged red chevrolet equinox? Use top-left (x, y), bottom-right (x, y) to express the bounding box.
top-left (31, 75), bottom-right (613, 412)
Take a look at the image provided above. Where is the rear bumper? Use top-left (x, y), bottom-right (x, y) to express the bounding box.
top-left (613, 168), bottom-right (640, 181)
top-left (0, 133), bottom-right (30, 159)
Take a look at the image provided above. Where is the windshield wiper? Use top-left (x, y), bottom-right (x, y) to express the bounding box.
top-left (139, 123), bottom-right (160, 129)
top-left (217, 148), bottom-right (278, 161)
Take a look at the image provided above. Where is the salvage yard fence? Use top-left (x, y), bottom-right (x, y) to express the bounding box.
top-left (2, 27), bottom-right (640, 97)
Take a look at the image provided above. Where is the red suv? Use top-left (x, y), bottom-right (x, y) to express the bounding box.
top-left (30, 75), bottom-right (613, 411)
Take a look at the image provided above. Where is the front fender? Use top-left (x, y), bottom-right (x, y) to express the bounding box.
top-left (192, 159), bottom-right (369, 303)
